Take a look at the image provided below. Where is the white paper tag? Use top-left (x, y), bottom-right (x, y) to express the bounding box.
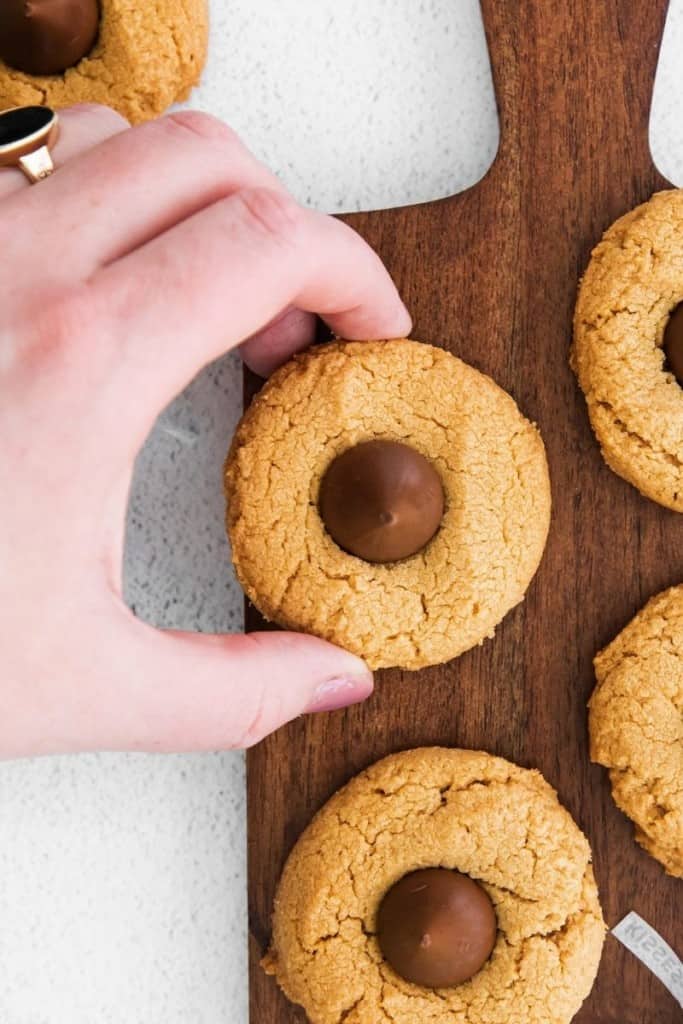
top-left (612, 911), bottom-right (683, 1008)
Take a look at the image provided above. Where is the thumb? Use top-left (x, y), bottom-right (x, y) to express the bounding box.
top-left (64, 617), bottom-right (373, 754)
top-left (134, 627), bottom-right (374, 750)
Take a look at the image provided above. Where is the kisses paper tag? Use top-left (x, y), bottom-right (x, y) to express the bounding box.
top-left (612, 911), bottom-right (683, 1008)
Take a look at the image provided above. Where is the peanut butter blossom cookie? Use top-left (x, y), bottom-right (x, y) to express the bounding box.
top-left (225, 339), bottom-right (551, 670)
top-left (573, 190), bottom-right (683, 511)
top-left (0, 0), bottom-right (208, 123)
top-left (589, 585), bottom-right (683, 877)
top-left (264, 747), bottom-right (605, 1024)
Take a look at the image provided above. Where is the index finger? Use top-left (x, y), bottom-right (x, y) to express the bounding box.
top-left (88, 186), bottom-right (412, 453)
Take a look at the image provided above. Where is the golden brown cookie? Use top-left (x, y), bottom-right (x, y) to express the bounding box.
top-left (589, 585), bottom-right (683, 877)
top-left (0, 0), bottom-right (208, 123)
top-left (264, 747), bottom-right (605, 1024)
top-left (225, 340), bottom-right (551, 670)
top-left (573, 190), bottom-right (683, 511)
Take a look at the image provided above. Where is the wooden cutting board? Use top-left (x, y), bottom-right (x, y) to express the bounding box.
top-left (246, 3), bottom-right (682, 1021)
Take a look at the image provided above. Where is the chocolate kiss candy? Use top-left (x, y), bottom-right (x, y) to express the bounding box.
top-left (0, 0), bottom-right (100, 76)
top-left (663, 302), bottom-right (683, 386)
top-left (318, 440), bottom-right (444, 563)
top-left (377, 868), bottom-right (497, 988)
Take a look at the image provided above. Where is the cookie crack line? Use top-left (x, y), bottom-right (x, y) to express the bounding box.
top-left (339, 996), bottom-right (364, 1022)
top-left (595, 399), bottom-right (683, 468)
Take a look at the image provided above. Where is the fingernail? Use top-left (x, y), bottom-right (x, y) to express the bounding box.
top-left (395, 301), bottom-right (412, 337)
top-left (306, 674), bottom-right (373, 714)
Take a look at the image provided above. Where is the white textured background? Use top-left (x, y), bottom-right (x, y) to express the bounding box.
top-left (1, 2), bottom-right (683, 1022)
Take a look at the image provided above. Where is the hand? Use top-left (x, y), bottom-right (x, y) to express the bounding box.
top-left (0, 104), bottom-right (411, 757)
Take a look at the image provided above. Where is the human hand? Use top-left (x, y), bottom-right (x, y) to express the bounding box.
top-left (0, 104), bottom-right (411, 758)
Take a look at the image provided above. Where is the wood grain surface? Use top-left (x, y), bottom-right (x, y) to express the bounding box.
top-left (245, 3), bottom-right (682, 1021)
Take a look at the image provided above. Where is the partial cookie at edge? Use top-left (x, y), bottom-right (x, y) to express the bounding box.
top-left (264, 747), bottom-right (605, 1024)
top-left (589, 585), bottom-right (683, 877)
top-left (573, 189), bottom-right (683, 511)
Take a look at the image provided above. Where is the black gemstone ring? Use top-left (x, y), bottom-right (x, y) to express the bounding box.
top-left (0, 106), bottom-right (59, 183)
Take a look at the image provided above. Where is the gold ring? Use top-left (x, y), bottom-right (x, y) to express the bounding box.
top-left (0, 105), bottom-right (59, 184)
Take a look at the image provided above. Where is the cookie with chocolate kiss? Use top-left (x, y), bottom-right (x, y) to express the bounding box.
top-left (263, 747), bottom-right (605, 1024)
top-left (0, 0), bottom-right (208, 123)
top-left (225, 339), bottom-right (551, 670)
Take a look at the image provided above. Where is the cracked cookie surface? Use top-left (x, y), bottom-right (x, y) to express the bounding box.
top-left (573, 190), bottom-right (683, 511)
top-left (589, 585), bottom-right (683, 877)
top-left (225, 339), bottom-right (551, 670)
top-left (0, 0), bottom-right (208, 123)
top-left (264, 747), bottom-right (605, 1024)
